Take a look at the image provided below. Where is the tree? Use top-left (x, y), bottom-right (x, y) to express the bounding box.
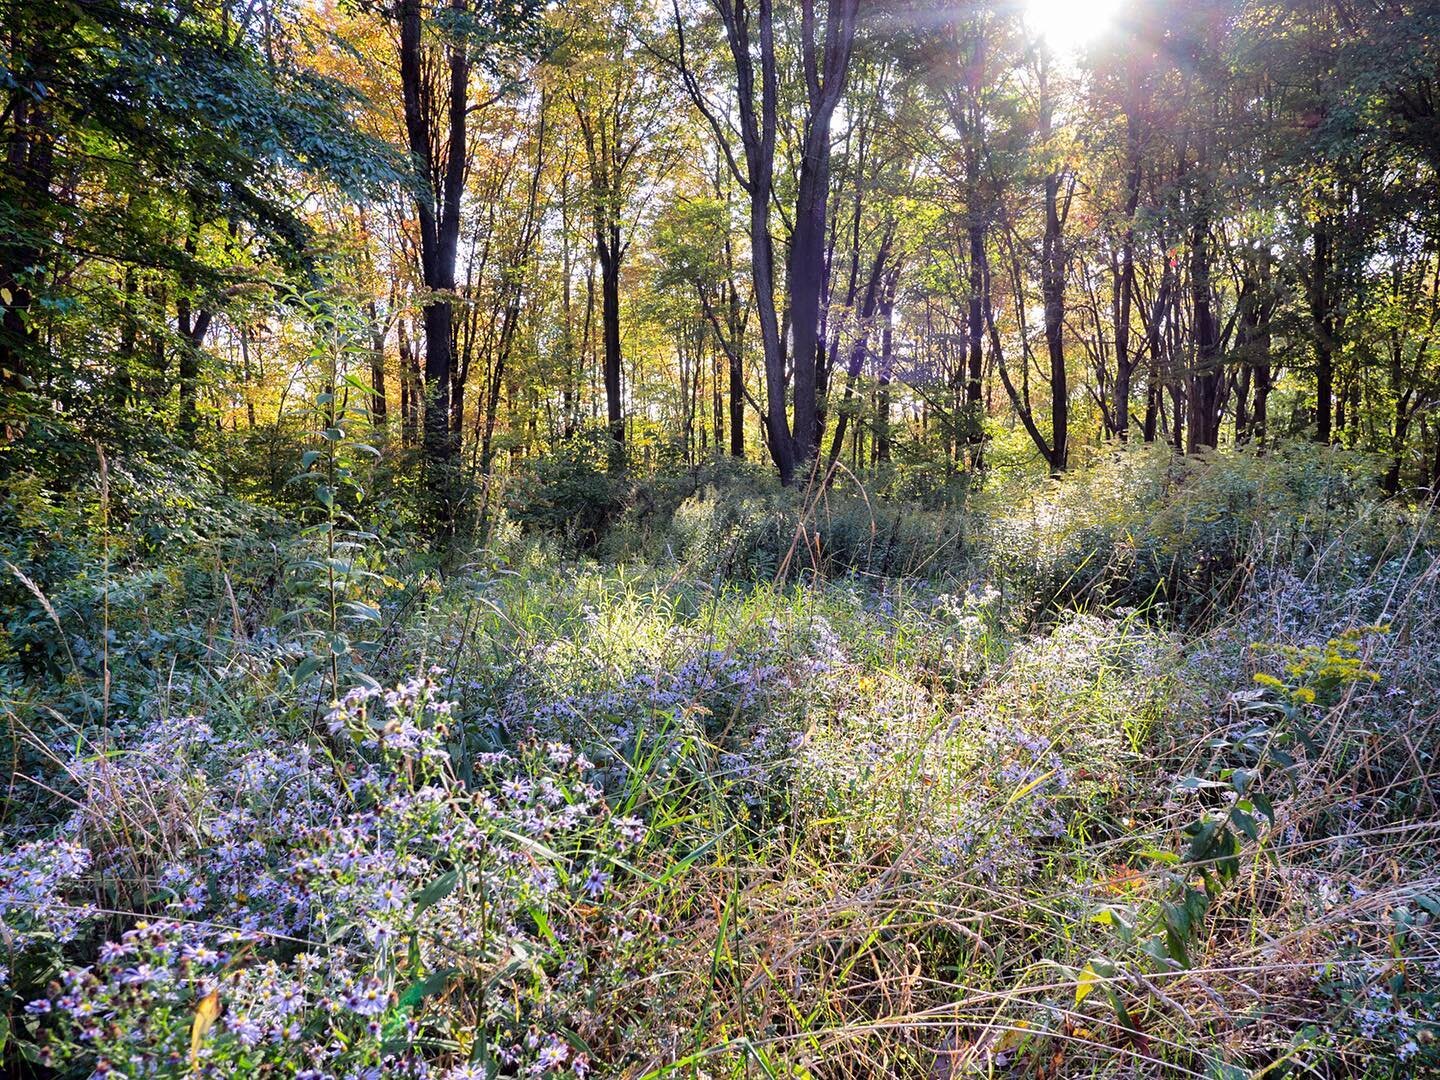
top-left (670, 0), bottom-right (863, 484)
top-left (390, 0), bottom-right (544, 529)
top-left (559, 0), bottom-right (677, 462)
top-left (0, 0), bottom-right (393, 450)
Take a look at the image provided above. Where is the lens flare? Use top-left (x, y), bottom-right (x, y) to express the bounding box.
top-left (1025, 0), bottom-right (1123, 53)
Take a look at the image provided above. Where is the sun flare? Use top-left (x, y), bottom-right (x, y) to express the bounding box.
top-left (1025, 0), bottom-right (1124, 53)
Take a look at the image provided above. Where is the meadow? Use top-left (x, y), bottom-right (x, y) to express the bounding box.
top-left (3, 443), bottom-right (1437, 1078)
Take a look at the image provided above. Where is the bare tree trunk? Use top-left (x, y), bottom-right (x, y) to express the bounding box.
top-left (597, 222), bottom-right (624, 460)
top-left (1041, 183), bottom-right (1068, 470)
top-left (787, 0), bottom-right (861, 470)
top-left (874, 281), bottom-right (896, 465)
top-left (398, 0), bottom-right (469, 531)
top-left (240, 322), bottom-right (257, 429)
top-left (366, 303), bottom-right (388, 428)
top-left (1186, 213), bottom-right (1223, 452)
top-left (965, 167), bottom-right (985, 461)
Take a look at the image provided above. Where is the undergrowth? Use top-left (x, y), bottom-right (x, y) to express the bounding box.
top-left (1, 444), bottom-right (1437, 1078)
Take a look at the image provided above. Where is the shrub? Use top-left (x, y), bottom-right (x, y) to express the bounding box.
top-left (667, 478), bottom-right (971, 581)
top-left (984, 441), bottom-right (1393, 624)
top-left (505, 429), bottom-right (628, 550)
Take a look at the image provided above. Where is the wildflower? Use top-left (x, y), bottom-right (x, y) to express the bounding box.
top-left (98, 941), bottom-right (135, 963)
top-left (613, 816), bottom-right (646, 848)
top-left (373, 881), bottom-right (406, 913)
top-left (536, 1039), bottom-right (569, 1070)
top-left (545, 742), bottom-right (573, 766)
top-left (582, 868), bottom-right (610, 899)
top-left (229, 1017), bottom-right (265, 1048)
top-left (181, 943), bottom-right (220, 965)
top-left (501, 778), bottom-right (533, 803)
top-left (271, 984), bottom-right (305, 1015)
top-left (345, 978), bottom-right (388, 1017)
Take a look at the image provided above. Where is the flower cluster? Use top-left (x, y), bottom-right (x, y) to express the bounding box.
top-left (0, 839), bottom-right (95, 973)
top-left (11, 673), bottom-right (633, 1079)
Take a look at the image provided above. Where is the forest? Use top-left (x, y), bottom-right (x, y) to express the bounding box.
top-left (2, 0), bottom-right (1439, 1075)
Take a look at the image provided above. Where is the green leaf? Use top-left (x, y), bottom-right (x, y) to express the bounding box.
top-left (341, 373), bottom-right (375, 396)
top-left (1141, 847), bottom-right (1182, 866)
top-left (1231, 807), bottom-right (1259, 841)
top-left (342, 601), bottom-right (382, 623)
top-left (529, 905), bottom-right (561, 949)
top-left (1250, 791), bottom-right (1275, 826)
top-left (413, 869), bottom-right (459, 914)
top-left (398, 966), bottom-right (460, 1011)
top-left (1184, 817), bottom-right (1218, 860)
top-left (1162, 901), bottom-right (1192, 967)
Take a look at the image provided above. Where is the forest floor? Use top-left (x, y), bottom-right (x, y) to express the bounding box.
top-left (2, 445), bottom-right (1439, 1078)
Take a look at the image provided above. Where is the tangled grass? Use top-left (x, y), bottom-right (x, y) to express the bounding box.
top-left (2, 445), bottom-right (1438, 1077)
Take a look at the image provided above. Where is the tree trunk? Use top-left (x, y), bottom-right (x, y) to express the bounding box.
top-left (1186, 215), bottom-right (1223, 452)
top-left (965, 175), bottom-right (985, 460)
top-left (787, 0), bottom-right (859, 470)
top-left (367, 304), bottom-right (388, 428)
top-left (827, 230), bottom-right (894, 466)
top-left (875, 277), bottom-right (898, 464)
top-left (597, 223), bottom-right (624, 460)
top-left (728, 281), bottom-right (745, 458)
top-left (1113, 113), bottom-right (1141, 441)
top-left (398, 0), bottom-right (468, 531)
top-left (1312, 213), bottom-right (1334, 444)
top-left (1041, 173), bottom-right (1068, 472)
top-left (1039, 58), bottom-right (1068, 473)
top-left (176, 295), bottom-right (212, 443)
top-left (683, 0), bottom-right (794, 480)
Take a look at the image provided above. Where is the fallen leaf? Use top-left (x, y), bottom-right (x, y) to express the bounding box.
top-left (189, 989), bottom-right (221, 1070)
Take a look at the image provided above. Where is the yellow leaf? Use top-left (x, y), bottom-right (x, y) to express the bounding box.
top-left (1075, 963), bottom-right (1100, 1006)
top-left (189, 989), bottom-right (221, 1070)
top-left (992, 1019), bottom-right (1031, 1054)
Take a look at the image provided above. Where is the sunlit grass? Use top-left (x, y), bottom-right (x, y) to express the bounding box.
top-left (3, 445), bottom-right (1437, 1076)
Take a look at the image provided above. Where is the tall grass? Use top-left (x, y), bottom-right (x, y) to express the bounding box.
top-left (1, 444), bottom-right (1436, 1077)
